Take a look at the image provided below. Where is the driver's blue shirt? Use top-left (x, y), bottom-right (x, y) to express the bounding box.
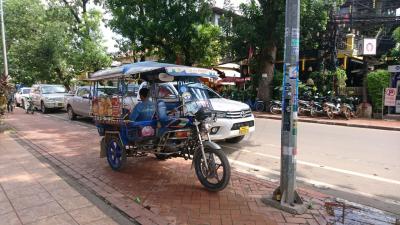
top-left (129, 100), bottom-right (155, 121)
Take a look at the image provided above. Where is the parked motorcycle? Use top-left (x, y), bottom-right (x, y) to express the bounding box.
top-left (298, 100), bottom-right (314, 116)
top-left (24, 97), bottom-right (34, 114)
top-left (344, 96), bottom-right (359, 118)
top-left (245, 98), bottom-right (265, 112)
top-left (323, 97), bottom-right (352, 120)
top-left (269, 100), bottom-right (282, 115)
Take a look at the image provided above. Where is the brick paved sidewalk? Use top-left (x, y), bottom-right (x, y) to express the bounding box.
top-left (253, 112), bottom-right (400, 131)
top-left (3, 109), bottom-right (340, 225)
top-left (0, 130), bottom-right (120, 225)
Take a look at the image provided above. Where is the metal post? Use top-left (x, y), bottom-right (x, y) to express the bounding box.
top-left (262, 0), bottom-right (306, 214)
top-left (0, 0), bottom-right (8, 77)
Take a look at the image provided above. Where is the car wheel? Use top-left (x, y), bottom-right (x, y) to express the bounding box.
top-left (41, 102), bottom-right (47, 114)
top-left (67, 106), bottom-right (77, 120)
top-left (154, 153), bottom-right (169, 160)
top-left (225, 136), bottom-right (245, 143)
top-left (21, 99), bottom-right (25, 109)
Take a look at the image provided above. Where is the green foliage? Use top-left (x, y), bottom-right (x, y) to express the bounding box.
top-left (190, 24), bottom-right (223, 67)
top-left (335, 68), bottom-right (347, 89)
top-left (367, 70), bottom-right (391, 111)
top-left (309, 70), bottom-right (333, 94)
top-left (272, 70), bottom-right (283, 100)
top-left (391, 27), bottom-right (400, 63)
top-left (107, 0), bottom-right (220, 66)
top-left (301, 0), bottom-right (329, 50)
top-left (1, 0), bottom-right (111, 88)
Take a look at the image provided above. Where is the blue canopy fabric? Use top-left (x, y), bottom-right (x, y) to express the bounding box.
top-left (89, 61), bottom-right (218, 81)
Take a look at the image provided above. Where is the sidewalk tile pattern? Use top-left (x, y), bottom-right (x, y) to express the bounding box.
top-left (0, 130), bottom-right (118, 225)
top-left (3, 110), bottom-right (337, 225)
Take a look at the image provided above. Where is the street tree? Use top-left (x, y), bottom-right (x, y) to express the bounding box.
top-left (220, 0), bottom-right (339, 102)
top-left (106, 0), bottom-right (222, 66)
top-left (1, 0), bottom-right (111, 88)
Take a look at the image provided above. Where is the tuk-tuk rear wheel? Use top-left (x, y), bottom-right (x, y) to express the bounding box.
top-left (106, 136), bottom-right (126, 171)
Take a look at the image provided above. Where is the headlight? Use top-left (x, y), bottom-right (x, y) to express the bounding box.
top-left (215, 111), bottom-right (226, 118)
top-left (204, 123), bottom-right (212, 131)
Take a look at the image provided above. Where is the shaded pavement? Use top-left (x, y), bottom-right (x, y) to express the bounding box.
top-left (0, 128), bottom-right (125, 225)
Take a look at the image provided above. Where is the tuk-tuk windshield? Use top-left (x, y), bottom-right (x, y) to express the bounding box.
top-left (180, 83), bottom-right (213, 113)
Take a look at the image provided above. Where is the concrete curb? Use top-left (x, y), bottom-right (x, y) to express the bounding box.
top-left (254, 114), bottom-right (400, 131)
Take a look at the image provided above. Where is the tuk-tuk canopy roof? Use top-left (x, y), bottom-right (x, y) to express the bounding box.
top-left (88, 61), bottom-right (218, 81)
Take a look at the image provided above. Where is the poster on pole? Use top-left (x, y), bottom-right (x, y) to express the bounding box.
top-left (384, 88), bottom-right (397, 106)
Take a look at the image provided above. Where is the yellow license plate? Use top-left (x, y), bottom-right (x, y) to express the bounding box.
top-left (239, 126), bottom-right (249, 135)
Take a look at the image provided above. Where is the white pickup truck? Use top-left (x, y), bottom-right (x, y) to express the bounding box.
top-left (140, 82), bottom-right (255, 143)
top-left (67, 83), bottom-right (255, 143)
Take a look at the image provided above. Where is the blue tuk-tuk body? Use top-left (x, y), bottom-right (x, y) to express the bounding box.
top-left (88, 61), bottom-right (231, 192)
top-left (89, 61), bottom-right (218, 146)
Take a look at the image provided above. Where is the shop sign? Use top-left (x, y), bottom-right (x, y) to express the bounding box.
top-left (388, 65), bottom-right (400, 73)
top-left (384, 88), bottom-right (397, 106)
top-left (357, 38), bottom-right (376, 55)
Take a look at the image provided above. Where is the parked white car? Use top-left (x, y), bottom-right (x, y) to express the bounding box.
top-left (14, 87), bottom-right (31, 108)
top-left (31, 84), bottom-right (68, 113)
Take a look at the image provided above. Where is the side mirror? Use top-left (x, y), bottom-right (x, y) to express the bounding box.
top-left (82, 93), bottom-right (91, 99)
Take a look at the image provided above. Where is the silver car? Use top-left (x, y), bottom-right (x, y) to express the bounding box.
top-left (31, 84), bottom-right (68, 113)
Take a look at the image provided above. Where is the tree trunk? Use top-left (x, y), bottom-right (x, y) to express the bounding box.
top-left (55, 68), bottom-right (70, 91)
top-left (257, 44), bottom-right (277, 103)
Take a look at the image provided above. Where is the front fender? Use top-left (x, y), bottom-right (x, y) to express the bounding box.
top-left (202, 141), bottom-right (221, 150)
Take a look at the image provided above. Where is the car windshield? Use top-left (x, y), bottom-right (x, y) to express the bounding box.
top-left (22, 89), bottom-right (31, 94)
top-left (97, 87), bottom-right (118, 96)
top-left (42, 86), bottom-right (66, 94)
top-left (186, 83), bottom-right (221, 100)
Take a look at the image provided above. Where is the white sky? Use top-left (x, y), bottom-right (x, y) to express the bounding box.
top-left (100, 0), bottom-right (247, 53)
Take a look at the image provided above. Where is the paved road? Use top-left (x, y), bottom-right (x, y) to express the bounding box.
top-left (45, 111), bottom-right (400, 215)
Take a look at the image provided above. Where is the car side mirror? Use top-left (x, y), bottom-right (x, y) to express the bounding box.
top-left (82, 93), bottom-right (91, 99)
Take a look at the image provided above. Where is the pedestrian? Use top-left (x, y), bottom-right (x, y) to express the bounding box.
top-left (0, 91), bottom-right (6, 115)
top-left (6, 90), bottom-right (14, 113)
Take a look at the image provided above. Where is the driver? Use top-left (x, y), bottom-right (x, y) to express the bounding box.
top-left (129, 88), bottom-right (155, 121)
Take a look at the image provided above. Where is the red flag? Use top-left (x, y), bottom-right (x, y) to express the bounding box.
top-left (248, 45), bottom-right (254, 60)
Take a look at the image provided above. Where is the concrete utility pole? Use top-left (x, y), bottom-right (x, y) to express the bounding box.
top-left (262, 0), bottom-right (306, 214)
top-left (0, 0), bottom-right (8, 78)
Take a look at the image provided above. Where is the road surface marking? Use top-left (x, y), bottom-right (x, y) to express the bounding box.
top-left (229, 158), bottom-right (400, 207)
top-left (222, 145), bottom-right (400, 186)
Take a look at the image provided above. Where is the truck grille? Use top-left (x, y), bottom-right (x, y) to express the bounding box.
top-left (226, 110), bottom-right (252, 119)
top-left (54, 97), bottom-right (64, 101)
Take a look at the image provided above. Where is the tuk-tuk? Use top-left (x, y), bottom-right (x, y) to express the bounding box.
top-left (88, 61), bottom-right (231, 191)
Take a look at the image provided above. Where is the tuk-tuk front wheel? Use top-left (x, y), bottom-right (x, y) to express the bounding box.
top-left (106, 136), bottom-right (126, 171)
top-left (194, 147), bottom-right (230, 192)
